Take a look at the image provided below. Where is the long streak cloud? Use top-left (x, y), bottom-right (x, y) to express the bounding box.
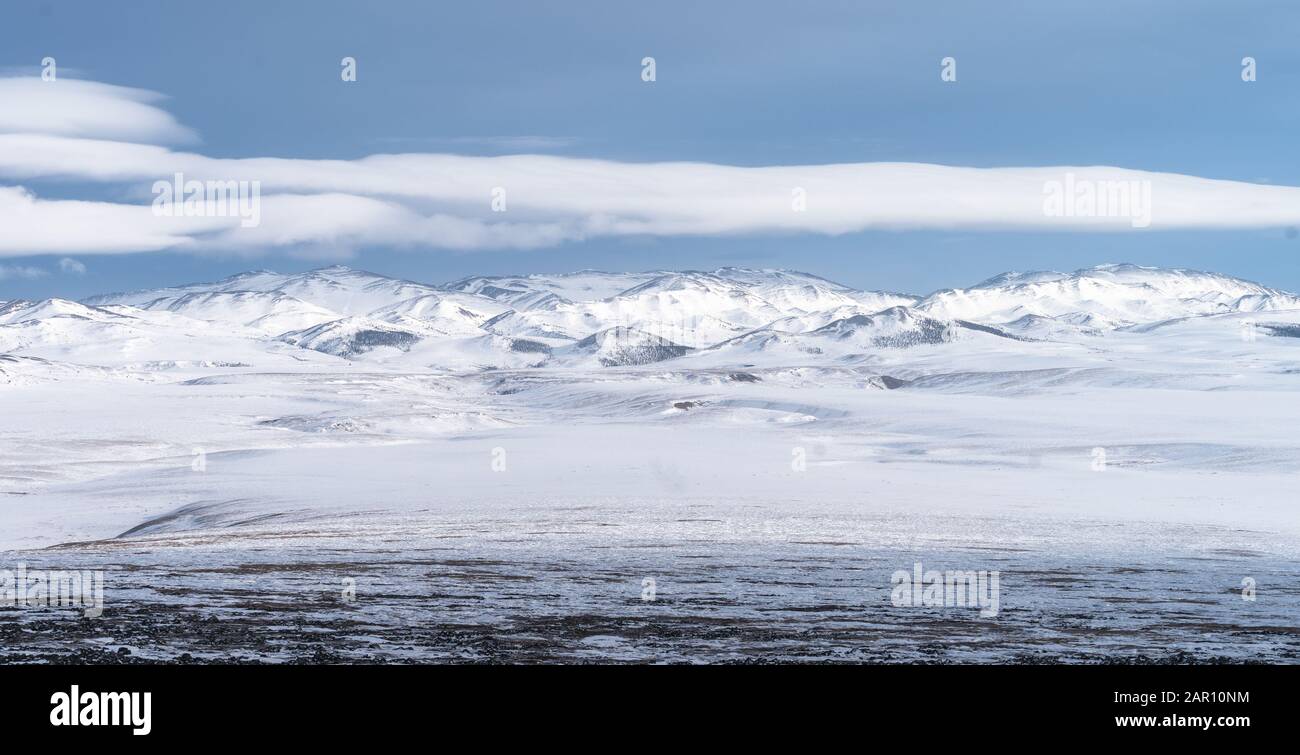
top-left (2, 77), bottom-right (1299, 258)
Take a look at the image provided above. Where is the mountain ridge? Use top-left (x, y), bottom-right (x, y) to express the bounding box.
top-left (0, 262), bottom-right (1292, 370)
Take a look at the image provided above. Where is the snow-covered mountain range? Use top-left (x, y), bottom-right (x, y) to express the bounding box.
top-left (2, 262), bottom-right (1295, 374)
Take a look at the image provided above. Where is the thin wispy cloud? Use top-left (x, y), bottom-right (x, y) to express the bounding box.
top-left (0, 262), bottom-right (48, 280)
top-left (58, 257), bottom-right (87, 274)
top-left (375, 135), bottom-right (580, 151)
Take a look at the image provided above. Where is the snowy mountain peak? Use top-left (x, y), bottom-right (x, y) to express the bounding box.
top-left (971, 270), bottom-right (1073, 289)
top-left (921, 263), bottom-right (1300, 324)
top-left (0, 298), bottom-right (124, 325)
top-left (710, 266), bottom-right (853, 291)
top-left (615, 271), bottom-right (735, 297)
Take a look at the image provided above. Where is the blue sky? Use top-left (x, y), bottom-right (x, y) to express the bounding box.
top-left (2, 0), bottom-right (1299, 299)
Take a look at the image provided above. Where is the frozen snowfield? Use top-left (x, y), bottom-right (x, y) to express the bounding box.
top-left (2, 263), bottom-right (1298, 662)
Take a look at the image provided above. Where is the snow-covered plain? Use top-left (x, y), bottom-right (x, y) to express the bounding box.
top-left (2, 263), bottom-right (1298, 663)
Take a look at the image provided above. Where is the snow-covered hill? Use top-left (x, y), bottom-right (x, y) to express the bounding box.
top-left (368, 293), bottom-right (506, 337)
top-left (0, 298), bottom-right (124, 325)
top-left (87, 265), bottom-right (444, 317)
top-left (278, 317), bottom-right (423, 358)
top-left (693, 305), bottom-right (1027, 367)
top-left (132, 291), bottom-right (341, 336)
top-left (917, 263), bottom-right (1300, 326)
top-left (556, 327), bottom-right (694, 367)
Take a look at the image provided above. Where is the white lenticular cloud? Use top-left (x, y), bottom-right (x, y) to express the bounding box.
top-left (0, 78), bottom-right (198, 144)
top-left (0, 185), bottom-right (231, 254)
top-left (3, 76), bottom-right (1300, 258)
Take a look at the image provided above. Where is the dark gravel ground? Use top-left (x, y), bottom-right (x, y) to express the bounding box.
top-left (3, 536), bottom-right (1297, 664)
